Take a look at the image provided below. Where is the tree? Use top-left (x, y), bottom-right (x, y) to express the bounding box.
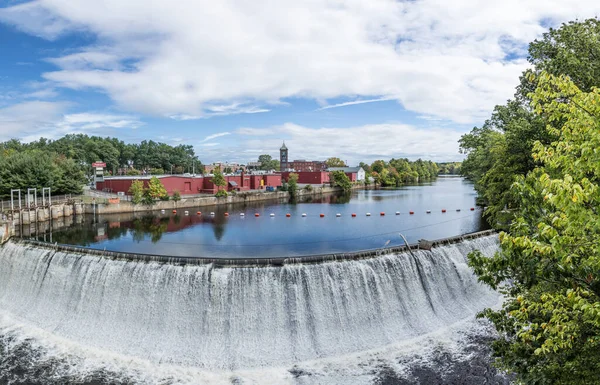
top-left (287, 173), bottom-right (299, 201)
top-left (330, 170), bottom-right (352, 193)
top-left (468, 73), bottom-right (600, 384)
top-left (147, 176), bottom-right (168, 200)
top-left (258, 154), bottom-right (279, 170)
top-left (223, 167), bottom-right (233, 174)
top-left (325, 157), bottom-right (346, 167)
top-left (212, 168), bottom-right (227, 196)
top-left (460, 18), bottom-right (600, 229)
top-left (129, 180), bottom-right (144, 204)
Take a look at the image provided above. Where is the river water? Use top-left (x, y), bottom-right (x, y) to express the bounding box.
top-left (31, 176), bottom-right (489, 258)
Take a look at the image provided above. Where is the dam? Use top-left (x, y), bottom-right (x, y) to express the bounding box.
top-left (0, 232), bottom-right (505, 384)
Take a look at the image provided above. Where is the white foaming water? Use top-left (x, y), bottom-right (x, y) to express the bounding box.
top-left (0, 236), bottom-right (500, 383)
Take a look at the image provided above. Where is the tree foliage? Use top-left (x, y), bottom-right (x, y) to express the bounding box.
top-left (330, 170), bottom-right (352, 193)
top-left (257, 154), bottom-right (280, 171)
top-left (287, 173), bottom-right (299, 200)
top-left (469, 73), bottom-right (600, 384)
top-left (363, 158), bottom-right (437, 186)
top-left (0, 150), bottom-right (86, 197)
top-left (325, 157), bottom-right (347, 167)
top-left (211, 168), bottom-right (227, 196)
top-left (128, 180), bottom-right (145, 205)
top-left (147, 176), bottom-right (169, 200)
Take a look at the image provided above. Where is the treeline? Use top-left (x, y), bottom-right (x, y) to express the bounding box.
top-left (460, 19), bottom-right (600, 384)
top-left (459, 19), bottom-right (600, 228)
top-left (0, 134), bottom-right (202, 197)
top-left (359, 158), bottom-right (439, 186)
top-left (437, 162), bottom-right (461, 175)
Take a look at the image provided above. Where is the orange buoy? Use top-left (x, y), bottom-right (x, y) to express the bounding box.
top-left (172, 210), bottom-right (177, 214)
top-left (470, 207), bottom-right (475, 211)
top-left (441, 209), bottom-right (446, 213)
top-left (380, 212), bottom-right (385, 216)
top-left (197, 211), bottom-right (201, 215)
top-left (351, 213), bottom-right (356, 217)
top-left (255, 213), bottom-right (260, 217)
top-left (409, 211), bottom-right (414, 215)
top-left (224, 212), bottom-right (229, 217)
top-left (286, 213), bottom-right (291, 217)
top-left (320, 213), bottom-right (325, 218)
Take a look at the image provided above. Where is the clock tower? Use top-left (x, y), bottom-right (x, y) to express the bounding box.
top-left (279, 141), bottom-right (288, 172)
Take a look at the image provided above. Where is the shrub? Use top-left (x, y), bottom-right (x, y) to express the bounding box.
top-left (150, 168), bottom-right (164, 175)
top-left (304, 184), bottom-right (313, 192)
top-left (129, 180), bottom-right (144, 204)
top-left (172, 190), bottom-right (181, 202)
top-left (215, 189), bottom-right (228, 198)
top-left (126, 169), bottom-right (141, 176)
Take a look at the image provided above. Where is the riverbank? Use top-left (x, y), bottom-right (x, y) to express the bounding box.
top-left (85, 185), bottom-right (351, 215)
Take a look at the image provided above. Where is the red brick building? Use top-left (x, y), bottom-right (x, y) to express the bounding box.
top-left (282, 171), bottom-right (330, 184)
top-left (289, 160), bottom-right (327, 172)
top-left (96, 173), bottom-right (282, 196)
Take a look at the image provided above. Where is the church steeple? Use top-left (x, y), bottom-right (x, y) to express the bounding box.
top-left (279, 141), bottom-right (288, 172)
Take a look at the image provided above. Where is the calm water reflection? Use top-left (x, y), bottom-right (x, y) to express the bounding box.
top-left (33, 177), bottom-right (488, 258)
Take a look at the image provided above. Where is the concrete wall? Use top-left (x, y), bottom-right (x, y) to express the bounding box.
top-left (87, 186), bottom-right (343, 215)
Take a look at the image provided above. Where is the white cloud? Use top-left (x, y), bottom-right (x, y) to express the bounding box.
top-left (316, 97), bottom-right (395, 111)
top-left (0, 101), bottom-right (143, 141)
top-left (209, 122), bottom-right (466, 164)
top-left (2, 1), bottom-right (599, 124)
top-left (200, 132), bottom-right (231, 143)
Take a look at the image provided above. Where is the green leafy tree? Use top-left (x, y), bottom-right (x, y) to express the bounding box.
top-left (128, 179), bottom-right (145, 204)
top-left (258, 154), bottom-right (279, 170)
top-left (460, 18), bottom-right (600, 229)
top-left (325, 157), bottom-right (346, 167)
top-left (330, 170), bottom-right (352, 193)
top-left (212, 168), bottom-right (227, 196)
top-left (147, 176), bottom-right (168, 200)
top-left (287, 173), bottom-right (299, 201)
top-left (468, 73), bottom-right (600, 384)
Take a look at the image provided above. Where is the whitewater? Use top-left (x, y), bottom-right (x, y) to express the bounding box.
top-left (0, 235), bottom-right (505, 384)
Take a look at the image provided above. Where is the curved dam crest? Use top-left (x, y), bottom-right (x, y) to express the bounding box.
top-left (0, 234), bottom-right (500, 375)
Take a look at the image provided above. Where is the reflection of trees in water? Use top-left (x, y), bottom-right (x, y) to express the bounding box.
top-left (131, 216), bottom-right (170, 243)
top-left (211, 215), bottom-right (227, 241)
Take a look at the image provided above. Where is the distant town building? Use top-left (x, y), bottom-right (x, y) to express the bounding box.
top-left (328, 166), bottom-right (366, 182)
top-left (290, 160), bottom-right (327, 172)
top-left (279, 142), bottom-right (289, 172)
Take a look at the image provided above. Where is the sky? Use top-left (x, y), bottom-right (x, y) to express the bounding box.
top-left (0, 1), bottom-right (599, 165)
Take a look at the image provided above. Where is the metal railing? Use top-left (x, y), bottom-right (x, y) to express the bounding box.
top-left (0, 194), bottom-right (82, 211)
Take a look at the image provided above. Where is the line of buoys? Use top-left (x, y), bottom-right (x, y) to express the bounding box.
top-left (320, 213), bottom-right (325, 218)
top-left (189, 208), bottom-right (478, 219)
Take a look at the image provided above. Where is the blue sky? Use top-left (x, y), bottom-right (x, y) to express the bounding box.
top-left (1, 1), bottom-right (599, 165)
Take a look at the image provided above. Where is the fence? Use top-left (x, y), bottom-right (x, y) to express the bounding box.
top-left (0, 194), bottom-right (82, 212)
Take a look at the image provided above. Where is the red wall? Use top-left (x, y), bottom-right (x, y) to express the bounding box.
top-left (282, 172), bottom-right (330, 184)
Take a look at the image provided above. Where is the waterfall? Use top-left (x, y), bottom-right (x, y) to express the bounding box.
top-left (0, 236), bottom-right (499, 374)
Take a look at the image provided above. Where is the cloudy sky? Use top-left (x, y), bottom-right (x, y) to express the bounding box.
top-left (0, 1), bottom-right (598, 165)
